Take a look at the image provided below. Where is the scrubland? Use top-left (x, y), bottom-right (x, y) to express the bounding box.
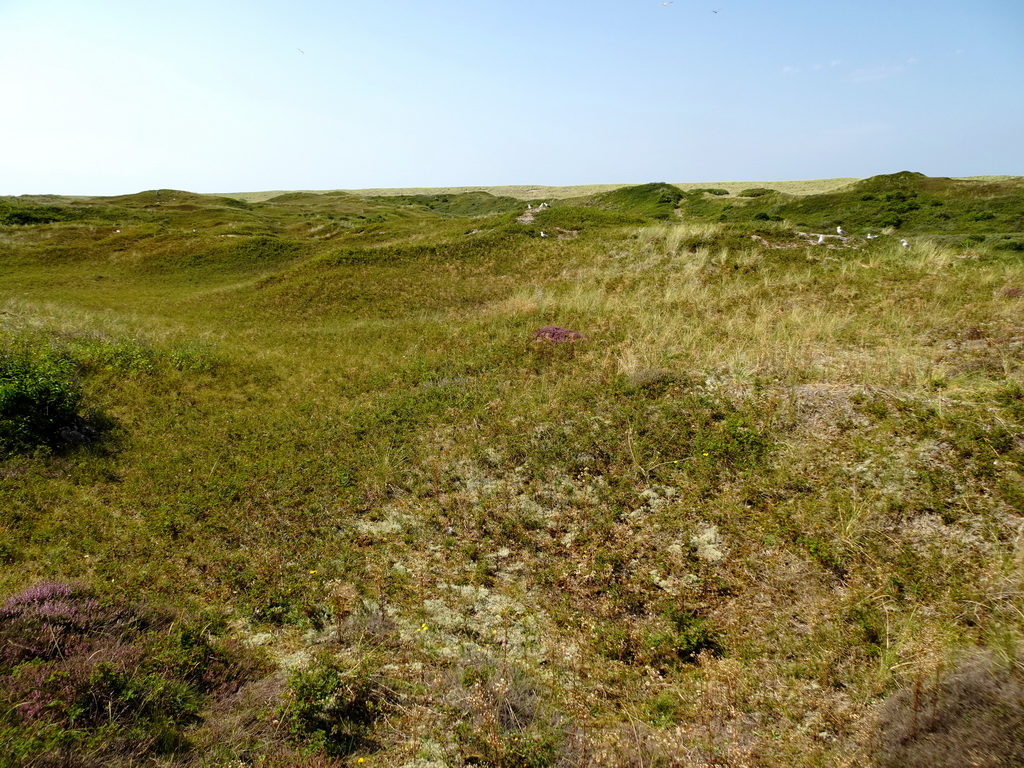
top-left (2, 174), bottom-right (1024, 766)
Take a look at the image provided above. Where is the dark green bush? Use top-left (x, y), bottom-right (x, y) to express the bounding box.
top-left (0, 350), bottom-right (85, 452)
top-left (738, 188), bottom-right (775, 198)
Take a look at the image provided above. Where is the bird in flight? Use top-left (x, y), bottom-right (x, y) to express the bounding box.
top-left (661, 2), bottom-right (673, 6)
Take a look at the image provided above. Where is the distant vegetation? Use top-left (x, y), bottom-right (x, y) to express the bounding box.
top-left (2, 173), bottom-right (1024, 766)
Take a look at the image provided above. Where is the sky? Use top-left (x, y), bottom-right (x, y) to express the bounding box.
top-left (2, 0), bottom-right (1023, 196)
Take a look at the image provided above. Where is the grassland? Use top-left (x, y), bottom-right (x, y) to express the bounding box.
top-left (2, 173), bottom-right (1024, 767)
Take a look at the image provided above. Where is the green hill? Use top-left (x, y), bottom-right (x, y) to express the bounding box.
top-left (587, 182), bottom-right (686, 220)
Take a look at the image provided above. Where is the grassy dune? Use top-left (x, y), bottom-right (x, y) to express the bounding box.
top-left (2, 174), bottom-right (1024, 767)
top-left (225, 177), bottom-right (860, 203)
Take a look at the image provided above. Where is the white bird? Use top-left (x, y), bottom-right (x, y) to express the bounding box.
top-left (816, 234), bottom-right (825, 245)
top-left (866, 233), bottom-right (877, 239)
top-left (540, 231), bottom-right (548, 238)
top-left (837, 226), bottom-right (846, 236)
top-left (527, 204), bottom-right (532, 210)
top-left (900, 239), bottom-right (910, 248)
top-left (661, 2), bottom-right (673, 5)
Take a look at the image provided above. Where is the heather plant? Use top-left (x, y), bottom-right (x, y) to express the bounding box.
top-left (0, 581), bottom-right (265, 766)
top-left (0, 581), bottom-right (126, 666)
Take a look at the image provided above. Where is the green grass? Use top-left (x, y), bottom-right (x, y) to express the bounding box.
top-left (2, 173), bottom-right (1024, 766)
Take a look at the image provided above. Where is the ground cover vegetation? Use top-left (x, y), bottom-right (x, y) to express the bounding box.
top-left (2, 172), bottom-right (1024, 766)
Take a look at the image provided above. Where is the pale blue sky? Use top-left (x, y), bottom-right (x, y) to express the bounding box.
top-left (2, 0), bottom-right (1022, 195)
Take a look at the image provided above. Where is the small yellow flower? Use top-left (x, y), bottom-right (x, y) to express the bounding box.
top-left (309, 570), bottom-right (316, 574)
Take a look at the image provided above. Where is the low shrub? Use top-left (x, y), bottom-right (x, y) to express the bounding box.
top-left (596, 609), bottom-right (723, 668)
top-left (276, 654), bottom-right (392, 758)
